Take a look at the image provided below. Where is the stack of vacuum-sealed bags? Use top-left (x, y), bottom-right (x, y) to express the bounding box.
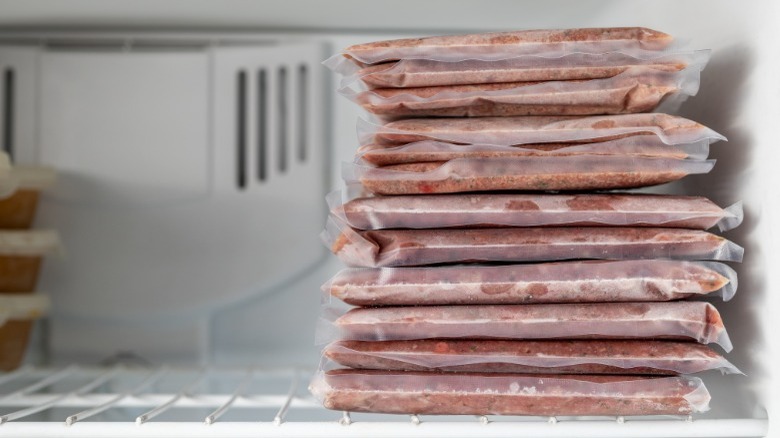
top-left (311, 28), bottom-right (744, 418)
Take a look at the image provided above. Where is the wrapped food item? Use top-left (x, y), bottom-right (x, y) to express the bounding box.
top-left (330, 192), bottom-right (742, 231)
top-left (348, 67), bottom-right (700, 118)
top-left (0, 165), bottom-right (57, 229)
top-left (357, 138), bottom-right (710, 166)
top-left (329, 302), bottom-right (732, 351)
top-left (324, 219), bottom-right (743, 267)
top-left (347, 51), bottom-right (706, 89)
top-left (349, 156), bottom-right (715, 195)
top-left (324, 340), bottom-right (740, 375)
top-left (363, 113), bottom-right (724, 146)
top-left (323, 261), bottom-right (737, 306)
top-left (0, 230), bottom-right (62, 292)
top-left (310, 369), bottom-right (711, 416)
top-left (328, 27), bottom-right (675, 65)
top-left (0, 294), bottom-right (50, 371)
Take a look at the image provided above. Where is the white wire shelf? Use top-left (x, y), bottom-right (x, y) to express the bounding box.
top-left (0, 366), bottom-right (768, 438)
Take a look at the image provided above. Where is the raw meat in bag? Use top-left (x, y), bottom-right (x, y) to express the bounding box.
top-left (357, 138), bottom-right (709, 166)
top-left (310, 370), bottom-right (711, 416)
top-left (324, 340), bottom-right (740, 375)
top-left (350, 51), bottom-right (706, 88)
top-left (332, 193), bottom-right (742, 231)
top-left (331, 302), bottom-right (732, 351)
top-left (333, 27), bottom-right (674, 64)
top-left (365, 113), bottom-right (724, 146)
top-left (349, 67), bottom-right (699, 118)
top-left (323, 260), bottom-right (737, 306)
top-left (325, 220), bottom-right (743, 267)
top-left (350, 156), bottom-right (715, 194)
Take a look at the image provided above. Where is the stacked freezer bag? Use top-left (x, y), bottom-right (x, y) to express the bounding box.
top-left (312, 28), bottom-right (744, 417)
top-left (0, 152), bottom-right (58, 370)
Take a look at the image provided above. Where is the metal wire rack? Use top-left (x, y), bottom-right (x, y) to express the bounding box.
top-left (0, 366), bottom-right (768, 438)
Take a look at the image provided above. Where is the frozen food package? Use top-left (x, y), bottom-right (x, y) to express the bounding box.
top-left (324, 218), bottom-right (743, 267)
top-left (348, 156), bottom-right (715, 195)
top-left (310, 369), bottom-right (711, 416)
top-left (0, 293), bottom-right (50, 371)
top-left (0, 230), bottom-right (62, 292)
top-left (326, 27), bottom-right (675, 65)
top-left (357, 138), bottom-right (711, 166)
top-left (346, 66), bottom-right (701, 119)
top-left (323, 261), bottom-right (737, 306)
top-left (362, 113), bottom-right (725, 146)
top-left (330, 192), bottom-right (742, 231)
top-left (0, 165), bottom-right (57, 229)
top-left (345, 51), bottom-right (708, 89)
top-left (324, 340), bottom-right (741, 375)
top-left (328, 301), bottom-right (732, 351)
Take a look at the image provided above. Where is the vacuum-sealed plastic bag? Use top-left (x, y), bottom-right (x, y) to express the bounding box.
top-left (349, 156), bottom-right (715, 195)
top-left (330, 192), bottom-right (742, 231)
top-left (324, 219), bottom-right (743, 267)
top-left (323, 260), bottom-right (737, 306)
top-left (357, 138), bottom-right (710, 166)
top-left (347, 67), bottom-right (700, 118)
top-left (362, 113), bottom-right (724, 146)
top-left (329, 301), bottom-right (732, 351)
top-left (346, 51), bottom-right (707, 89)
top-left (324, 340), bottom-right (740, 375)
top-left (310, 369), bottom-right (711, 416)
top-left (327, 27), bottom-right (675, 65)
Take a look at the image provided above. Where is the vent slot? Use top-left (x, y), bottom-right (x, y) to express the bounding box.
top-left (257, 69), bottom-right (267, 182)
top-left (2, 68), bottom-right (13, 159)
top-left (277, 66), bottom-right (288, 173)
top-left (236, 70), bottom-right (247, 190)
top-left (298, 64), bottom-right (308, 163)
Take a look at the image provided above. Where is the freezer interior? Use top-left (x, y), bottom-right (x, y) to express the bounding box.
top-left (0, 0), bottom-right (775, 436)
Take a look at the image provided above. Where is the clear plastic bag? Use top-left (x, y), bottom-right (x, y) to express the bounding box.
top-left (342, 51), bottom-right (709, 89)
top-left (329, 192), bottom-right (742, 231)
top-left (324, 27), bottom-right (675, 65)
top-left (361, 113), bottom-right (725, 146)
top-left (310, 369), bottom-right (711, 416)
top-left (357, 138), bottom-right (711, 166)
top-left (326, 301), bottom-right (732, 351)
top-left (322, 261), bottom-right (737, 306)
top-left (345, 66), bottom-right (701, 119)
top-left (324, 340), bottom-right (741, 375)
top-left (348, 156), bottom-right (715, 195)
top-left (324, 219), bottom-right (744, 267)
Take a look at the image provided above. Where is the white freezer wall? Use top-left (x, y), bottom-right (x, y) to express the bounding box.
top-left (0, 0), bottom-right (777, 433)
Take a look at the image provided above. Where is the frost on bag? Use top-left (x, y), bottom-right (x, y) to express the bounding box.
top-left (345, 66), bottom-right (702, 119)
top-left (362, 113), bottom-right (725, 146)
top-left (324, 340), bottom-right (741, 376)
top-left (327, 27), bottom-right (675, 65)
top-left (329, 302), bottom-right (733, 351)
top-left (345, 51), bottom-right (708, 89)
top-left (357, 138), bottom-right (711, 166)
top-left (348, 156), bottom-right (715, 195)
top-left (323, 217), bottom-right (744, 268)
top-left (322, 261), bottom-right (738, 306)
top-left (329, 192), bottom-right (742, 231)
top-left (310, 369), bottom-right (711, 416)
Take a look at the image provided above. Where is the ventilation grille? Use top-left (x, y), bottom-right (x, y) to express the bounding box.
top-left (235, 62), bottom-right (309, 190)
